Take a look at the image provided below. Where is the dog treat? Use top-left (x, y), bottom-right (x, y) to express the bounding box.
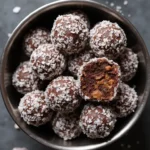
top-left (52, 112), bottom-right (81, 140)
top-left (90, 20), bottom-right (127, 59)
top-left (18, 90), bottom-right (53, 126)
top-left (45, 76), bottom-right (80, 113)
top-left (30, 44), bottom-right (66, 80)
top-left (24, 28), bottom-right (51, 56)
top-left (12, 61), bottom-right (40, 94)
top-left (79, 104), bottom-right (117, 139)
top-left (113, 82), bottom-right (138, 117)
top-left (51, 14), bottom-right (89, 55)
top-left (79, 57), bottom-right (121, 102)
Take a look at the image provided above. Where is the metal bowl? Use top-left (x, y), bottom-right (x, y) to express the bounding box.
top-left (0, 0), bottom-right (150, 149)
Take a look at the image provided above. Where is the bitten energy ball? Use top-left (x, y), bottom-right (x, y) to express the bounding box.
top-left (113, 82), bottom-right (138, 118)
top-left (18, 90), bottom-right (53, 126)
top-left (12, 61), bottom-right (40, 94)
top-left (45, 76), bottom-right (80, 113)
top-left (24, 28), bottom-right (51, 56)
top-left (118, 48), bottom-right (138, 82)
top-left (51, 14), bottom-right (89, 55)
top-left (52, 113), bottom-right (81, 140)
top-left (80, 104), bottom-right (117, 139)
top-left (90, 20), bottom-right (127, 59)
top-left (68, 50), bottom-right (94, 76)
top-left (79, 57), bottom-right (121, 102)
top-left (30, 44), bottom-right (66, 80)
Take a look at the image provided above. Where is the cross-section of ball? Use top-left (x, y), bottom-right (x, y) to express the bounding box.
top-left (51, 14), bottom-right (89, 55)
top-left (78, 57), bottom-right (121, 102)
top-left (45, 76), bottom-right (80, 113)
top-left (18, 90), bottom-right (53, 126)
top-left (12, 61), bottom-right (40, 94)
top-left (30, 44), bottom-right (66, 80)
top-left (79, 104), bottom-right (117, 139)
top-left (52, 112), bottom-right (81, 140)
top-left (90, 20), bottom-right (127, 59)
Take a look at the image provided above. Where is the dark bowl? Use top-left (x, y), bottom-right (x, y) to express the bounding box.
top-left (0, 0), bottom-right (150, 149)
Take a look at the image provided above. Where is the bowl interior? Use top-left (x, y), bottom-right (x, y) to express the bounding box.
top-left (1, 1), bottom-right (150, 150)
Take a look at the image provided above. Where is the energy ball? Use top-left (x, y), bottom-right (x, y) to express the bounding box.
top-left (90, 20), bottom-right (127, 59)
top-left (51, 14), bottom-right (89, 55)
top-left (52, 112), bottom-right (81, 140)
top-left (78, 57), bottom-right (121, 102)
top-left (113, 82), bottom-right (138, 118)
top-left (18, 90), bottom-right (53, 126)
top-left (118, 48), bottom-right (138, 82)
top-left (30, 44), bottom-right (66, 80)
top-left (24, 28), bottom-right (51, 56)
top-left (79, 104), bottom-right (117, 139)
top-left (45, 76), bottom-right (80, 113)
top-left (68, 49), bottom-right (94, 77)
top-left (12, 61), bottom-right (40, 94)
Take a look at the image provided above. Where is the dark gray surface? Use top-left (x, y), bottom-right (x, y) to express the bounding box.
top-left (0, 0), bottom-right (150, 150)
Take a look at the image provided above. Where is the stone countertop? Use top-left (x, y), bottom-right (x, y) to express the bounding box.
top-left (0, 0), bottom-right (150, 150)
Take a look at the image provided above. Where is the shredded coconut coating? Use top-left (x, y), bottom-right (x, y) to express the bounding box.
top-left (68, 49), bottom-right (94, 77)
top-left (90, 20), bottom-right (127, 59)
top-left (52, 112), bottom-right (81, 140)
top-left (79, 104), bottom-right (117, 139)
top-left (12, 61), bottom-right (40, 94)
top-left (18, 90), bottom-right (53, 126)
top-left (24, 28), bottom-right (51, 56)
top-left (113, 82), bottom-right (138, 118)
top-left (51, 14), bottom-right (89, 55)
top-left (45, 76), bottom-right (80, 113)
top-left (30, 44), bottom-right (66, 80)
top-left (118, 48), bottom-right (138, 82)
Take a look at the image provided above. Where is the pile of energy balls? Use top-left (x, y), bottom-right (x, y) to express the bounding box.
top-left (12, 10), bottom-right (139, 141)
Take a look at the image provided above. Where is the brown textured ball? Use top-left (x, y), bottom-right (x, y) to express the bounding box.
top-left (51, 14), bottom-right (89, 55)
top-left (45, 76), bottom-right (80, 113)
top-left (18, 90), bottom-right (53, 126)
top-left (79, 104), bottom-right (117, 139)
top-left (12, 61), bottom-right (40, 94)
top-left (90, 20), bottom-right (127, 59)
top-left (24, 28), bottom-right (51, 56)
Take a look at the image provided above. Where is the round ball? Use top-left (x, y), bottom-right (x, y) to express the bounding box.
top-left (113, 82), bottom-right (138, 118)
top-left (51, 14), bottom-right (89, 55)
top-left (12, 61), bottom-right (40, 94)
top-left (24, 28), bottom-right (51, 56)
top-left (68, 49), bottom-right (94, 77)
top-left (79, 104), bottom-right (117, 139)
top-left (78, 57), bottom-right (121, 102)
top-left (52, 112), bottom-right (81, 140)
top-left (18, 90), bottom-right (53, 126)
top-left (90, 20), bottom-right (127, 59)
top-left (118, 48), bottom-right (138, 82)
top-left (30, 44), bottom-right (66, 80)
top-left (45, 76), bottom-right (80, 113)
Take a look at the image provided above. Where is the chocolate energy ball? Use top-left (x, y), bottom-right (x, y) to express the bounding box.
top-left (79, 104), bottom-right (117, 139)
top-left (113, 82), bottom-right (138, 118)
top-left (90, 20), bottom-right (127, 59)
top-left (45, 76), bottom-right (80, 113)
top-left (51, 14), bottom-right (89, 55)
top-left (18, 90), bottom-right (53, 126)
top-left (52, 112), bottom-right (81, 140)
top-left (68, 49), bottom-right (94, 77)
top-left (30, 44), bottom-right (66, 80)
top-left (118, 48), bottom-right (138, 82)
top-left (78, 57), bottom-right (121, 102)
top-left (12, 61), bottom-right (40, 94)
top-left (24, 28), bottom-right (51, 56)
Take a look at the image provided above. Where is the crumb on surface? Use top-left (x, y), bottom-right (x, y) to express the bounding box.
top-left (14, 124), bottom-right (19, 130)
top-left (12, 147), bottom-right (28, 150)
top-left (13, 6), bottom-right (21, 14)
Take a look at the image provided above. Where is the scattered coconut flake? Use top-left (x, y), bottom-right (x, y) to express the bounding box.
top-left (12, 148), bottom-right (28, 150)
top-left (13, 6), bottom-right (21, 14)
top-left (124, 0), bottom-right (128, 5)
top-left (110, 2), bottom-right (114, 7)
top-left (14, 124), bottom-right (20, 130)
top-left (8, 33), bottom-right (12, 38)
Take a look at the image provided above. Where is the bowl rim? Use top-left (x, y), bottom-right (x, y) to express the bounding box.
top-left (1, 0), bottom-right (150, 149)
